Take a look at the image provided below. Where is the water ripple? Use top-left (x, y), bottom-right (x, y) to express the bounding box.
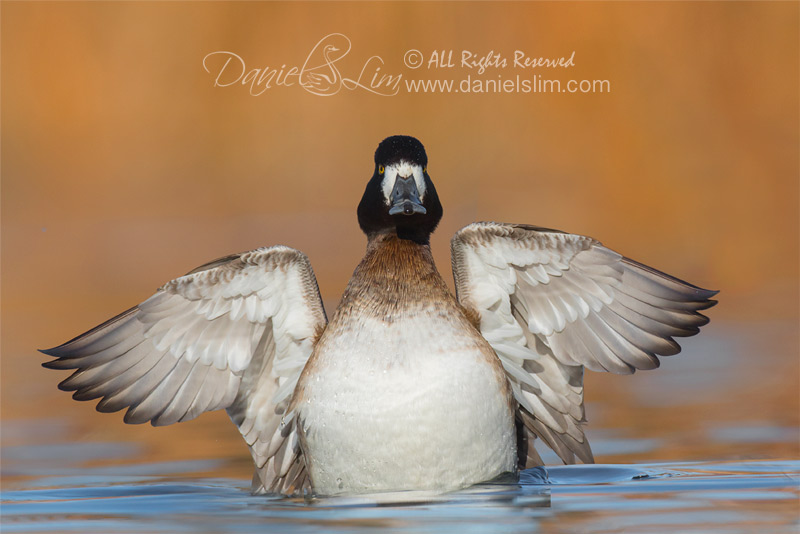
top-left (2, 460), bottom-right (797, 534)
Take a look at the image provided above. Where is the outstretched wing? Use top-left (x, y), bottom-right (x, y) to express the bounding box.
top-left (451, 222), bottom-right (717, 466)
top-left (40, 246), bottom-right (327, 495)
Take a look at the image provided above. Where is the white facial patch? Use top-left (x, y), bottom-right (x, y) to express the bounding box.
top-left (381, 161), bottom-right (427, 205)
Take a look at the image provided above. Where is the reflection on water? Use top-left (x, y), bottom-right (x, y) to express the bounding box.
top-left (2, 441), bottom-right (797, 534)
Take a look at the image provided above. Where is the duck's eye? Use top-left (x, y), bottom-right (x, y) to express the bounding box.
top-left (378, 165), bottom-right (385, 174)
top-left (423, 166), bottom-right (427, 173)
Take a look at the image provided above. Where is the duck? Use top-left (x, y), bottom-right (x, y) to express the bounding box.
top-left (41, 135), bottom-right (718, 497)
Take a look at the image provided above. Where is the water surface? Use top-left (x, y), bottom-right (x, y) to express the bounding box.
top-left (2, 441), bottom-right (797, 534)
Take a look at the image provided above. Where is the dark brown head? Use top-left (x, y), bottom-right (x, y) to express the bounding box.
top-left (357, 135), bottom-right (443, 244)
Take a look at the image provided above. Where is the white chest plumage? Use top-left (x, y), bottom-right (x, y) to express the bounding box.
top-left (295, 308), bottom-right (517, 495)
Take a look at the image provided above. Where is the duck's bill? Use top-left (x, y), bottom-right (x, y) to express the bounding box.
top-left (389, 177), bottom-right (427, 216)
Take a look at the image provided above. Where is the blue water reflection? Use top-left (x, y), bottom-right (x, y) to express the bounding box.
top-left (2, 453), bottom-right (797, 533)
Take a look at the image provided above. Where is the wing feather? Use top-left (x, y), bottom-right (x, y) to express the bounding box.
top-left (40, 245), bottom-right (326, 495)
top-left (68, 342), bottom-right (161, 400)
top-left (451, 222), bottom-right (717, 466)
top-left (153, 361), bottom-right (211, 426)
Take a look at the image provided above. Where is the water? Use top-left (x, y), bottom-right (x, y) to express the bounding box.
top-left (2, 432), bottom-right (798, 533)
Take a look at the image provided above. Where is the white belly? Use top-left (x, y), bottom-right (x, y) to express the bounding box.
top-left (296, 314), bottom-right (517, 495)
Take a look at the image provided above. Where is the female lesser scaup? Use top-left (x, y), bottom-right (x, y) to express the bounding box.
top-left (42, 135), bottom-right (717, 496)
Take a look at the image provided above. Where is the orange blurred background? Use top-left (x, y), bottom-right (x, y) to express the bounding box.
top-left (2, 2), bottom-right (798, 481)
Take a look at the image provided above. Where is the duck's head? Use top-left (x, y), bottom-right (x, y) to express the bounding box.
top-left (357, 135), bottom-right (443, 244)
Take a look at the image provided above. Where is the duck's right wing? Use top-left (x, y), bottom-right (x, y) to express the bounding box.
top-left (40, 246), bottom-right (327, 495)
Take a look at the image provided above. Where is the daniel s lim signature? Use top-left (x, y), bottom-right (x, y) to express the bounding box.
top-left (202, 33), bottom-right (402, 97)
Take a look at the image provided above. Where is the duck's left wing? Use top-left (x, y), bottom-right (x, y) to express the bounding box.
top-left (40, 246), bottom-right (327, 495)
top-left (451, 222), bottom-right (717, 466)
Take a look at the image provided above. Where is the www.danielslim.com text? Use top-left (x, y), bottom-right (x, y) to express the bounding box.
top-left (404, 75), bottom-right (611, 94)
